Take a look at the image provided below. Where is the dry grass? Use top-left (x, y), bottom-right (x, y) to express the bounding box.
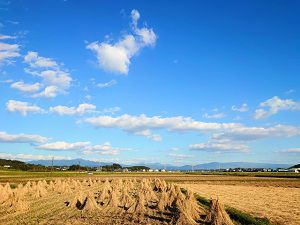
top-left (0, 178), bottom-right (235, 225)
top-left (181, 183), bottom-right (300, 225)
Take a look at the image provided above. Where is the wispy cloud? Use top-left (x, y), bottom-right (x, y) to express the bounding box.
top-left (97, 79), bottom-right (117, 88)
top-left (190, 139), bottom-right (250, 153)
top-left (0, 131), bottom-right (48, 143)
top-left (232, 103), bottom-right (249, 112)
top-left (0, 34), bottom-right (17, 40)
top-left (280, 148), bottom-right (300, 153)
top-left (202, 112), bottom-right (226, 119)
top-left (254, 96), bottom-right (300, 119)
top-left (0, 42), bottom-right (20, 65)
top-left (36, 141), bottom-right (130, 156)
top-left (0, 153), bottom-right (71, 161)
top-left (11, 81), bottom-right (42, 93)
top-left (50, 103), bottom-right (97, 116)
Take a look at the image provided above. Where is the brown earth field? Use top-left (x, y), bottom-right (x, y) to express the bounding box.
top-left (0, 173), bottom-right (299, 225)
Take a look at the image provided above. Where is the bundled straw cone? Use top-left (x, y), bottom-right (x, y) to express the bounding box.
top-left (205, 199), bottom-right (234, 225)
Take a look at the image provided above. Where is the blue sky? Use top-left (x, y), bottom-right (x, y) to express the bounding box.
top-left (0, 0), bottom-right (300, 165)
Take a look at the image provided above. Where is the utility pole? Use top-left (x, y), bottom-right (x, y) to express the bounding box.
top-left (50, 156), bottom-right (54, 177)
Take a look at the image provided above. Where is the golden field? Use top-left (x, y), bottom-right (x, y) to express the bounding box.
top-left (0, 171), bottom-right (299, 225)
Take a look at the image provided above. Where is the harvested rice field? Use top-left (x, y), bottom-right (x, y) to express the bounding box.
top-left (0, 178), bottom-right (234, 225)
top-left (0, 173), bottom-right (299, 224)
top-left (180, 183), bottom-right (300, 225)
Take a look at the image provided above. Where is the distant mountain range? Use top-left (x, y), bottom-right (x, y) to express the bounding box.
top-left (29, 158), bottom-right (292, 170)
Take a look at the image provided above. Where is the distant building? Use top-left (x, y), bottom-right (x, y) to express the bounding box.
top-left (3, 165), bottom-right (11, 168)
top-left (289, 168), bottom-right (300, 173)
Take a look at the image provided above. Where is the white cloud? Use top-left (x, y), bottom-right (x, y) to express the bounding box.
top-left (11, 81), bottom-right (42, 93)
top-left (0, 153), bottom-right (71, 161)
top-left (203, 112), bottom-right (226, 119)
top-left (232, 103), bottom-right (249, 112)
top-left (32, 85), bottom-right (59, 98)
top-left (36, 141), bottom-right (90, 151)
top-left (0, 79), bottom-right (13, 83)
top-left (254, 109), bottom-right (269, 120)
top-left (36, 141), bottom-right (128, 156)
top-left (285, 89), bottom-right (296, 95)
top-left (83, 114), bottom-right (300, 143)
top-left (86, 9), bottom-right (157, 74)
top-left (50, 103), bottom-right (96, 116)
top-left (97, 79), bottom-right (117, 88)
top-left (0, 131), bottom-right (48, 143)
top-left (168, 153), bottom-right (193, 159)
top-left (23, 52), bottom-right (72, 98)
top-left (133, 129), bottom-right (162, 141)
top-left (212, 124), bottom-right (300, 142)
top-left (85, 95), bottom-right (92, 101)
top-left (0, 34), bottom-right (16, 40)
top-left (0, 42), bottom-right (20, 64)
top-left (254, 96), bottom-right (300, 119)
top-left (82, 142), bottom-right (129, 155)
top-left (192, 124), bottom-right (300, 153)
top-left (281, 148), bottom-right (300, 153)
top-left (189, 139), bottom-right (250, 153)
top-left (100, 106), bottom-right (120, 115)
top-left (83, 114), bottom-right (240, 136)
top-left (24, 51), bottom-right (58, 68)
top-left (6, 100), bottom-right (44, 116)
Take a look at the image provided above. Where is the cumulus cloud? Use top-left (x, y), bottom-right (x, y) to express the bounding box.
top-left (0, 153), bottom-right (71, 161)
top-left (86, 9), bottom-right (157, 74)
top-left (0, 131), bottom-right (48, 143)
top-left (254, 96), bottom-right (300, 119)
top-left (11, 81), bottom-right (42, 93)
top-left (0, 42), bottom-right (20, 64)
top-left (83, 114), bottom-right (240, 137)
top-left (97, 79), bottom-right (117, 88)
top-left (23, 51), bottom-right (72, 98)
top-left (83, 114), bottom-right (300, 143)
top-left (6, 100), bottom-right (44, 116)
top-left (231, 103), bottom-right (249, 112)
top-left (50, 103), bottom-right (96, 116)
top-left (36, 141), bottom-right (128, 155)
